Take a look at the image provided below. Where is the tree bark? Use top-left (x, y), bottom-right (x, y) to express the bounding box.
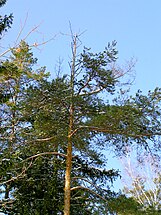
top-left (64, 105), bottom-right (74, 215)
top-left (64, 34), bottom-right (77, 215)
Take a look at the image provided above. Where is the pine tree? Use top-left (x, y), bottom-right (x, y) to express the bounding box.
top-left (0, 41), bottom-right (48, 214)
top-left (21, 34), bottom-right (161, 214)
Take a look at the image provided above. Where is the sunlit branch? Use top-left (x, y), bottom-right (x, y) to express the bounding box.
top-left (0, 48), bottom-right (11, 58)
top-left (70, 186), bottom-right (108, 203)
top-left (78, 87), bottom-right (103, 97)
top-left (72, 176), bottom-right (103, 192)
top-left (24, 152), bottom-right (66, 162)
top-left (70, 125), bottom-right (161, 139)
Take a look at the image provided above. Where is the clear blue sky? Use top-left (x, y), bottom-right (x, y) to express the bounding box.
top-left (2, 0), bottom-right (161, 93)
top-left (1, 0), bottom-right (161, 191)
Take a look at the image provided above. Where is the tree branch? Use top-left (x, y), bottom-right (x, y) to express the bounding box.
top-left (78, 87), bottom-right (103, 97)
top-left (72, 176), bottom-right (103, 192)
top-left (73, 125), bottom-right (161, 138)
top-left (70, 186), bottom-right (108, 203)
top-left (1, 152), bottom-right (66, 185)
top-left (24, 152), bottom-right (66, 161)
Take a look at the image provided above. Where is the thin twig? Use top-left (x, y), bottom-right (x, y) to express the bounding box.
top-left (15, 13), bottom-right (29, 45)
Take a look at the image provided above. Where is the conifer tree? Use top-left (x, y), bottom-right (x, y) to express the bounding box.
top-left (0, 41), bottom-right (48, 214)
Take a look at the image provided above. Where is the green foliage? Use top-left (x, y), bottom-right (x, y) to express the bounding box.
top-left (72, 41), bottom-right (118, 99)
top-left (0, 0), bottom-right (13, 37)
top-left (78, 41), bottom-right (118, 94)
top-left (108, 194), bottom-right (141, 215)
top-left (0, 14), bottom-right (13, 37)
top-left (11, 157), bottom-right (64, 214)
top-left (0, 0), bottom-right (7, 7)
top-left (0, 41), bottom-right (49, 214)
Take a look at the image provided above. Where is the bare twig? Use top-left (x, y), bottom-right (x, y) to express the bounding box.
top-left (0, 48), bottom-right (11, 58)
top-left (15, 13), bottom-right (29, 45)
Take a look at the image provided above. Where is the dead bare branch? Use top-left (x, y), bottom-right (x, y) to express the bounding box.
top-left (15, 13), bottom-right (29, 46)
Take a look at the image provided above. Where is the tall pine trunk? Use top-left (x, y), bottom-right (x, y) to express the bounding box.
top-left (64, 34), bottom-right (77, 215)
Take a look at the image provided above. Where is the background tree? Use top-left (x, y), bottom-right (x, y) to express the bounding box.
top-left (0, 40), bottom-right (48, 214)
top-left (120, 149), bottom-right (161, 214)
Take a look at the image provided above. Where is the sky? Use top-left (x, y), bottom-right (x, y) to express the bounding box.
top-left (1, 0), bottom-right (161, 192)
